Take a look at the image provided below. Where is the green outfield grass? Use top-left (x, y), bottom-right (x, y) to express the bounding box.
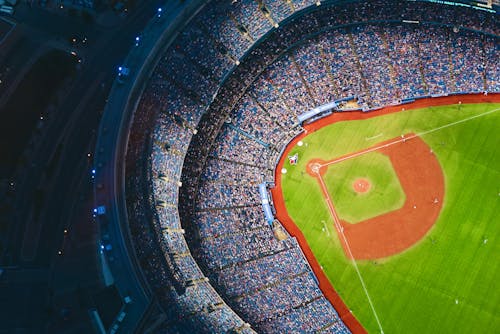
top-left (281, 103), bottom-right (500, 334)
top-left (323, 151), bottom-right (405, 223)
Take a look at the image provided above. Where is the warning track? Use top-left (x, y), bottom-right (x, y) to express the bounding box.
top-left (270, 93), bottom-right (500, 334)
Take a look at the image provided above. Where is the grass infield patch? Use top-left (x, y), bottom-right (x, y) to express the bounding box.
top-left (323, 152), bottom-right (405, 223)
top-left (280, 103), bottom-right (500, 334)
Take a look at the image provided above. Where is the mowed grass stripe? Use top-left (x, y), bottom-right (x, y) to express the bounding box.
top-left (281, 103), bottom-right (500, 333)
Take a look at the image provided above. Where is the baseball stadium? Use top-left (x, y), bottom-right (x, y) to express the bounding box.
top-left (91, 1), bottom-right (499, 333)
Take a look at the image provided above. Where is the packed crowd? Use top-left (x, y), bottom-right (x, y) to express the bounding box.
top-left (318, 30), bottom-right (368, 105)
top-left (201, 158), bottom-right (271, 189)
top-left (293, 40), bottom-right (338, 105)
top-left (194, 206), bottom-right (267, 239)
top-left (177, 22), bottom-right (235, 84)
top-left (199, 226), bottom-right (291, 269)
top-left (232, 95), bottom-right (287, 146)
top-left (124, 65), bottom-right (250, 334)
top-left (383, 25), bottom-right (427, 99)
top-left (211, 125), bottom-right (275, 167)
top-left (231, 0), bottom-right (275, 41)
top-left (483, 37), bottom-right (500, 92)
top-left (186, 0), bottom-right (499, 71)
top-left (248, 80), bottom-right (298, 129)
top-left (143, 110), bottom-right (257, 332)
top-left (217, 247), bottom-right (309, 298)
top-left (263, 0), bottom-right (294, 23)
top-left (161, 49), bottom-right (218, 104)
top-left (196, 182), bottom-right (261, 210)
top-left (124, 109), bottom-right (252, 333)
top-left (124, 0), bottom-right (499, 332)
top-left (234, 272), bottom-right (323, 324)
top-left (260, 297), bottom-right (350, 333)
top-left (189, 24), bottom-right (494, 172)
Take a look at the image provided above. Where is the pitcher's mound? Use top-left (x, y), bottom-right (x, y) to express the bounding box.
top-left (353, 178), bottom-right (371, 194)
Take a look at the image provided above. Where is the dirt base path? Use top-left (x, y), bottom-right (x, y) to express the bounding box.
top-left (271, 94), bottom-right (500, 334)
top-left (311, 134), bottom-right (444, 260)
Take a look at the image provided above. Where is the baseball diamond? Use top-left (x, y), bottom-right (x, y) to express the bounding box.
top-left (273, 100), bottom-right (500, 333)
top-left (5, 1), bottom-right (500, 333)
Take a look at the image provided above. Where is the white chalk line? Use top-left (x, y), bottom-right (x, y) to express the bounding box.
top-left (320, 107), bottom-right (500, 168)
top-left (365, 133), bottom-right (383, 140)
top-left (313, 107), bottom-right (500, 334)
top-left (321, 220), bottom-right (330, 237)
top-left (316, 172), bottom-right (385, 334)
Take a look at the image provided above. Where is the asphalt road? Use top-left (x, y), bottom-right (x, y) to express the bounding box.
top-left (0, 1), bottom-right (167, 332)
top-left (6, 0), bottom-right (166, 267)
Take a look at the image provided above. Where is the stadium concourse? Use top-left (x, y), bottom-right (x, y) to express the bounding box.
top-left (105, 0), bottom-right (500, 333)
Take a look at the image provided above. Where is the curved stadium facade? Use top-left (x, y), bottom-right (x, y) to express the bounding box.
top-left (93, 1), bottom-right (499, 333)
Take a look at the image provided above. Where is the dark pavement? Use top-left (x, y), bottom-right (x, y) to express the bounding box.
top-left (0, 1), bottom-right (167, 332)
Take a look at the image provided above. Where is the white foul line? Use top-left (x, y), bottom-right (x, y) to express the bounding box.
top-left (417, 107), bottom-right (500, 137)
top-left (316, 172), bottom-right (385, 334)
top-left (313, 107), bottom-right (500, 334)
top-left (320, 107), bottom-right (500, 168)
